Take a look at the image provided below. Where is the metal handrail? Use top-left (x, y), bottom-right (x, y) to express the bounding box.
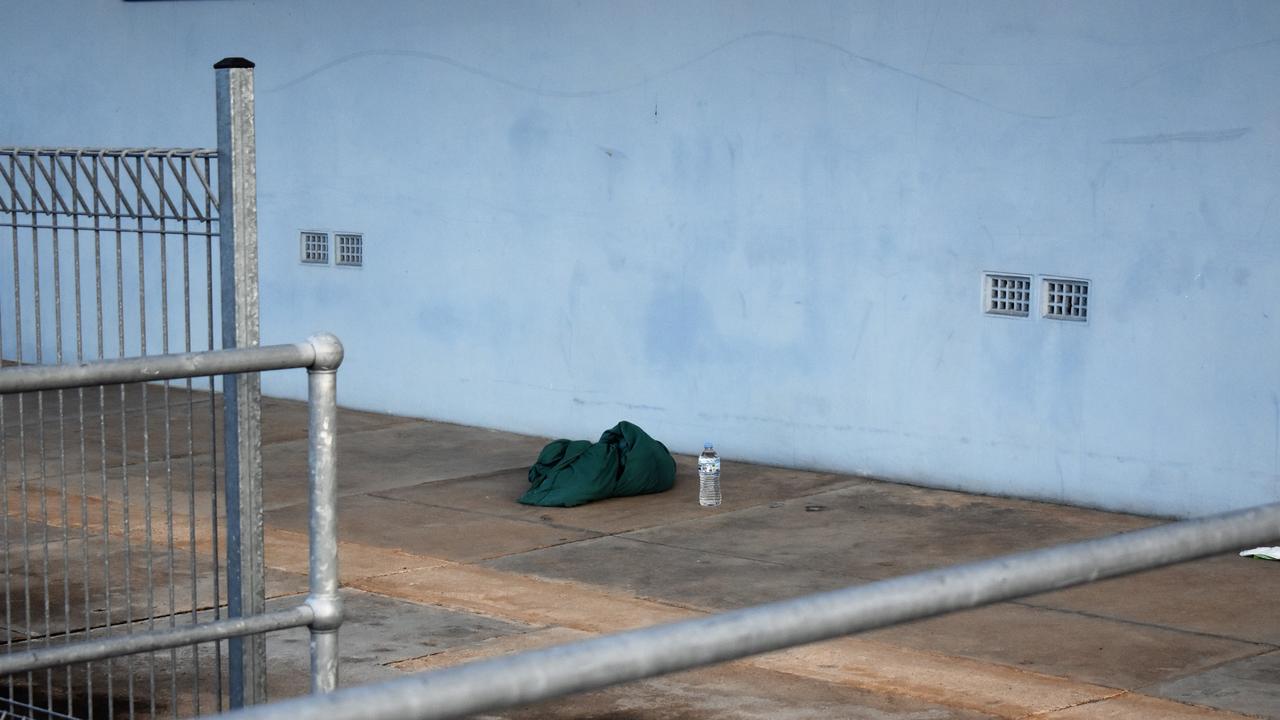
top-left (0, 340), bottom-right (327, 393)
top-left (213, 496), bottom-right (1280, 720)
top-left (0, 607), bottom-right (315, 676)
top-left (0, 333), bottom-right (345, 695)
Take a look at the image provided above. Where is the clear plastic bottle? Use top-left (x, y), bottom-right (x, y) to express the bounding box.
top-left (698, 442), bottom-right (721, 507)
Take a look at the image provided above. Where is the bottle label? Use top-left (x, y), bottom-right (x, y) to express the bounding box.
top-left (698, 457), bottom-right (720, 477)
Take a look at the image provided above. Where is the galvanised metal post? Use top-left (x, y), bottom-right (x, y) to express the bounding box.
top-left (216, 56), bottom-right (266, 708)
top-left (305, 333), bottom-right (344, 693)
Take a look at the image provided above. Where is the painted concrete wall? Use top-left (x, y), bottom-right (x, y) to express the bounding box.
top-left (3, 1), bottom-right (1279, 517)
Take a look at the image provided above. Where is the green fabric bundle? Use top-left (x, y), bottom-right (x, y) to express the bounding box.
top-left (519, 421), bottom-right (676, 507)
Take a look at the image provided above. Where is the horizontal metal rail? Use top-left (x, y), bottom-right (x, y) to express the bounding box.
top-left (0, 340), bottom-right (325, 393)
top-left (213, 499), bottom-right (1280, 720)
top-left (2, 219), bottom-right (222, 230)
top-left (2, 147), bottom-right (218, 158)
top-left (0, 606), bottom-right (314, 676)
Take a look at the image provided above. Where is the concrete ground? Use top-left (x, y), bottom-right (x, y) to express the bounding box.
top-left (6, 392), bottom-right (1280, 718)
top-left (254, 401), bottom-right (1280, 720)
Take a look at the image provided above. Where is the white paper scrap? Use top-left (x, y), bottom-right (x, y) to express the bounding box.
top-left (1238, 546), bottom-right (1280, 560)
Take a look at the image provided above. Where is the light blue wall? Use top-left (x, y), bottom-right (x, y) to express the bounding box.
top-left (4, 1), bottom-right (1279, 517)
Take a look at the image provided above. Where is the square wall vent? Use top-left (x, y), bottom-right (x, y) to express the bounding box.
top-left (300, 231), bottom-right (329, 264)
top-left (335, 232), bottom-right (363, 267)
top-left (1043, 277), bottom-right (1089, 321)
top-left (983, 273), bottom-right (1032, 318)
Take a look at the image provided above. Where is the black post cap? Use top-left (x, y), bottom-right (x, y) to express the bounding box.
top-left (214, 57), bottom-right (256, 69)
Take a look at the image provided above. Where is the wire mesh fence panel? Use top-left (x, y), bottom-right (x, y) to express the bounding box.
top-left (0, 148), bottom-right (233, 719)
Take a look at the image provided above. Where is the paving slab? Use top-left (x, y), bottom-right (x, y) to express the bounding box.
top-left (6, 462), bottom-right (227, 537)
top-left (377, 460), bottom-right (856, 535)
top-left (0, 653), bottom-right (210, 720)
top-left (476, 535), bottom-right (1267, 703)
top-left (265, 493), bottom-right (598, 563)
top-left (862, 602), bottom-right (1268, 689)
top-left (0, 383), bottom-right (208, 429)
top-left (351, 556), bottom-right (1143, 720)
top-left (1, 531), bottom-right (306, 636)
top-left (1039, 692), bottom-right (1259, 719)
top-left (1024, 554), bottom-right (1280, 645)
top-left (469, 663), bottom-right (1000, 720)
top-left (31, 417), bottom-right (546, 519)
top-left (482, 535), bottom-right (851, 610)
top-left (157, 395), bottom-right (417, 455)
top-left (261, 396), bottom-right (424, 441)
top-left (618, 482), bottom-right (1156, 580)
top-left (329, 457), bottom-right (1280, 717)
top-left (1, 516), bottom-right (57, 544)
top-left (2, 417), bottom-right (139, 481)
top-left (0, 587), bottom-right (534, 718)
top-left (264, 588), bottom-right (538, 698)
top-left (254, 421), bottom-right (549, 510)
top-left (263, 528), bottom-right (449, 584)
top-left (391, 626), bottom-right (595, 673)
top-left (752, 637), bottom-right (1120, 719)
top-left (350, 562), bottom-right (696, 633)
top-left (1, 386), bottom-right (216, 476)
top-left (386, 610), bottom-right (1128, 720)
top-left (399, 625), bottom-right (1002, 719)
top-left (486, 530), bottom-right (1269, 686)
top-left (2, 397), bottom-right (416, 498)
top-left (1147, 649), bottom-right (1280, 718)
top-left (0, 519), bottom-right (57, 642)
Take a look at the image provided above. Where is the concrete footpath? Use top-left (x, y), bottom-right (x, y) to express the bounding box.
top-left (245, 400), bottom-right (1280, 719)
top-left (8, 387), bottom-right (1274, 719)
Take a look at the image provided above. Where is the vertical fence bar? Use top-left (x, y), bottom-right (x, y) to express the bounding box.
top-left (49, 151), bottom-right (74, 719)
top-left (215, 57), bottom-right (264, 708)
top-left (71, 150), bottom-right (96, 720)
top-left (0, 390), bottom-right (7, 714)
top-left (203, 151), bottom-right (224, 712)
top-left (135, 152), bottom-right (160, 719)
top-left (180, 153), bottom-right (203, 718)
top-left (305, 334), bottom-right (343, 695)
top-left (0, 151), bottom-right (11, 711)
top-left (12, 150), bottom-right (35, 709)
top-left (158, 152), bottom-right (179, 720)
top-left (31, 150), bottom-right (57, 717)
top-left (114, 150), bottom-right (138, 720)
top-left (1, 150), bottom-right (12, 710)
top-left (93, 150), bottom-right (117, 720)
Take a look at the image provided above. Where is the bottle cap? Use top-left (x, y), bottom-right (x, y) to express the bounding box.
top-left (704, 442), bottom-right (713, 449)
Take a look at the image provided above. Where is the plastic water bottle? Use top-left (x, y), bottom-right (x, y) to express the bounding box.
top-left (698, 442), bottom-right (721, 507)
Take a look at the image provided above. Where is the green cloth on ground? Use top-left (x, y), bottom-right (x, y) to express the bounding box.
top-left (519, 421), bottom-right (677, 507)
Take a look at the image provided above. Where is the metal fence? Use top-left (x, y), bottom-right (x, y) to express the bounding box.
top-left (0, 145), bottom-right (222, 365)
top-left (0, 337), bottom-right (343, 720)
top-left (0, 59), bottom-right (268, 716)
top-left (213, 498), bottom-right (1280, 720)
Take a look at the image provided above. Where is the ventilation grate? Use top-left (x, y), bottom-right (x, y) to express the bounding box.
top-left (335, 232), bottom-right (363, 267)
top-left (983, 273), bottom-right (1032, 317)
top-left (1043, 278), bottom-right (1089, 321)
top-left (300, 231), bottom-right (329, 264)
